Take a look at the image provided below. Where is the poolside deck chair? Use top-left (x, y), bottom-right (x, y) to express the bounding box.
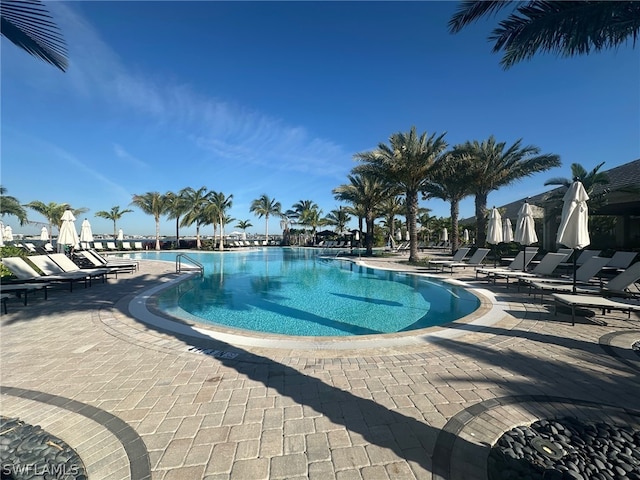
top-left (480, 252), bottom-right (568, 287)
top-left (427, 247), bottom-right (470, 269)
top-left (0, 257), bottom-right (84, 291)
top-left (93, 242), bottom-right (105, 250)
top-left (1, 282), bottom-right (50, 305)
top-left (524, 256), bottom-right (615, 301)
top-left (475, 249), bottom-right (539, 280)
top-left (603, 251), bottom-right (638, 271)
top-left (48, 253), bottom-right (110, 283)
top-left (106, 242), bottom-right (118, 251)
top-left (121, 241), bottom-right (133, 250)
top-left (552, 293), bottom-right (640, 325)
top-left (532, 261), bottom-right (640, 303)
top-left (83, 250), bottom-right (138, 272)
top-left (439, 248), bottom-right (491, 274)
top-left (28, 255), bottom-right (100, 286)
top-left (134, 241), bottom-right (144, 250)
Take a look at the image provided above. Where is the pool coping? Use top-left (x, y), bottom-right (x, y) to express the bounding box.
top-left (126, 256), bottom-right (509, 351)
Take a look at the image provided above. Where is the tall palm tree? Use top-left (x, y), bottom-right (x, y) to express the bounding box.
top-left (205, 192), bottom-right (233, 251)
top-left (333, 173), bottom-right (390, 256)
top-left (422, 149), bottom-right (476, 253)
top-left (180, 187), bottom-right (210, 249)
top-left (449, 1), bottom-right (640, 69)
top-left (1, 0), bottom-right (68, 71)
top-left (165, 189), bottom-right (192, 249)
top-left (131, 192), bottom-right (169, 250)
top-left (250, 194), bottom-right (281, 242)
top-left (457, 135), bottom-right (560, 246)
top-left (25, 201), bottom-right (87, 236)
top-left (299, 206), bottom-right (324, 243)
top-left (354, 126), bottom-right (448, 262)
top-left (0, 186), bottom-right (28, 225)
top-left (95, 205), bottom-right (133, 240)
top-left (236, 219), bottom-right (253, 234)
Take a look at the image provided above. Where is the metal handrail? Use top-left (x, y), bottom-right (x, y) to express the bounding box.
top-left (176, 253), bottom-right (204, 275)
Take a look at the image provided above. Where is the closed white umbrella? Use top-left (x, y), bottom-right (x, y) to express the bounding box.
top-left (487, 207), bottom-right (502, 266)
top-left (396, 230), bottom-right (402, 241)
top-left (58, 209), bottom-right (79, 252)
top-left (557, 181), bottom-right (590, 293)
top-left (40, 226), bottom-right (49, 242)
top-left (0, 222), bottom-right (4, 247)
top-left (80, 219), bottom-right (94, 246)
top-left (515, 201), bottom-right (539, 272)
top-left (117, 229), bottom-right (124, 241)
top-left (463, 228), bottom-right (469, 244)
top-left (502, 218), bottom-right (514, 243)
top-left (405, 230), bottom-right (410, 241)
top-left (4, 225), bottom-right (13, 242)
top-left (441, 228), bottom-right (448, 242)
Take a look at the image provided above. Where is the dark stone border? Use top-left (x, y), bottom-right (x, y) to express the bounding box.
top-left (0, 386), bottom-right (151, 480)
top-left (600, 330), bottom-right (640, 372)
top-left (432, 395), bottom-right (640, 480)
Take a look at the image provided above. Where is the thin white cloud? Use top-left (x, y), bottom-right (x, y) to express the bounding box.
top-left (113, 144), bottom-right (149, 169)
top-left (49, 3), bottom-right (352, 181)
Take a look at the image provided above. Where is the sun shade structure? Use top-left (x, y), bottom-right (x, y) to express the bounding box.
top-left (487, 207), bottom-right (503, 266)
top-left (80, 219), bottom-right (94, 245)
top-left (556, 181), bottom-right (590, 293)
top-left (40, 226), bottom-right (49, 241)
top-left (515, 201), bottom-right (538, 272)
top-left (502, 218), bottom-right (514, 243)
top-left (57, 209), bottom-right (79, 252)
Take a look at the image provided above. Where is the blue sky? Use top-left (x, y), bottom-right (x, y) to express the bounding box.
top-left (2, 1), bottom-right (638, 238)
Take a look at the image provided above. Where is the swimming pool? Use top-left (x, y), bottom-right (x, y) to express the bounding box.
top-left (127, 248), bottom-right (480, 337)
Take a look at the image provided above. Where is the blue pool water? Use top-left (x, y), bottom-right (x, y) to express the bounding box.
top-left (126, 248), bottom-right (480, 337)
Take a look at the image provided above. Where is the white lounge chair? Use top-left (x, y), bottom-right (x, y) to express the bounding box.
top-left (553, 293), bottom-right (640, 325)
top-left (1, 257), bottom-right (84, 291)
top-left (439, 248), bottom-right (491, 274)
top-left (480, 252), bottom-right (568, 287)
top-left (28, 255), bottom-right (101, 286)
top-left (427, 248), bottom-right (471, 269)
top-left (134, 241), bottom-right (144, 250)
top-left (475, 249), bottom-right (539, 280)
top-left (48, 253), bottom-right (110, 283)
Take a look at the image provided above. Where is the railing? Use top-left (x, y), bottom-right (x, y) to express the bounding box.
top-left (176, 253), bottom-right (204, 275)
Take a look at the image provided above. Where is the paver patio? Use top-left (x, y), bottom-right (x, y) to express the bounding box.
top-left (1, 252), bottom-right (639, 479)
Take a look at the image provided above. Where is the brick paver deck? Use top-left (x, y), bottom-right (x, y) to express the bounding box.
top-left (1, 251), bottom-right (639, 480)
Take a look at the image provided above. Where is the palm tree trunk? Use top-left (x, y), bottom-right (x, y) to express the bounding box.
top-left (365, 214), bottom-right (375, 256)
top-left (407, 190), bottom-right (419, 262)
top-left (196, 224), bottom-right (201, 249)
top-left (113, 221), bottom-right (117, 240)
top-left (475, 191), bottom-right (488, 246)
top-left (175, 217), bottom-right (180, 249)
top-left (155, 217), bottom-right (161, 250)
top-left (450, 199), bottom-right (460, 255)
top-left (218, 215), bottom-right (224, 251)
top-left (265, 214), bottom-right (269, 242)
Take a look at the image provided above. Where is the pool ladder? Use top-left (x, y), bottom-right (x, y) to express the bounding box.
top-left (176, 253), bottom-right (204, 276)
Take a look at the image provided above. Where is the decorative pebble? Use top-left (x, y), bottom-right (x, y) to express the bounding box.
top-left (487, 417), bottom-right (640, 480)
top-left (0, 416), bottom-right (86, 480)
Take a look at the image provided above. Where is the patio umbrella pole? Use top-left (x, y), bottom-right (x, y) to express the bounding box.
top-left (572, 249), bottom-right (577, 294)
top-left (522, 245), bottom-right (526, 272)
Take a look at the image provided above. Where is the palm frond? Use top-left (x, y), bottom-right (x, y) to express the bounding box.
top-left (1, 0), bottom-right (68, 71)
top-left (449, 0), bottom-right (514, 33)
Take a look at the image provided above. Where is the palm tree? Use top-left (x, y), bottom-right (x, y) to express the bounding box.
top-left (165, 189), bottom-right (192, 249)
top-left (250, 194), bottom-right (281, 242)
top-left (25, 201), bottom-right (87, 237)
top-left (378, 196), bottom-right (404, 248)
top-left (449, 1), bottom-right (640, 69)
top-left (179, 187), bottom-right (210, 249)
top-left (354, 126), bottom-right (448, 262)
top-left (236, 219), bottom-right (253, 235)
top-left (333, 173), bottom-right (390, 256)
top-left (0, 186), bottom-right (28, 225)
top-left (422, 149), bottom-right (476, 253)
top-left (299, 206), bottom-right (324, 243)
top-left (131, 192), bottom-right (169, 250)
top-left (323, 208), bottom-right (352, 234)
top-left (457, 135), bottom-right (560, 246)
top-left (205, 192), bottom-right (233, 251)
top-left (95, 205), bottom-right (133, 240)
top-left (1, 0), bottom-right (68, 71)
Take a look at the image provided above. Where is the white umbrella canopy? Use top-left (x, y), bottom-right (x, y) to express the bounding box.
top-left (486, 208), bottom-right (503, 245)
top-left (405, 230), bottom-right (410, 241)
top-left (396, 230), bottom-right (402, 241)
top-left (80, 219), bottom-right (94, 244)
top-left (556, 180), bottom-right (590, 293)
top-left (487, 208), bottom-right (503, 266)
top-left (58, 209), bottom-right (79, 252)
top-left (515, 202), bottom-right (539, 272)
top-left (117, 229), bottom-right (124, 241)
top-left (502, 218), bottom-right (514, 243)
top-left (0, 222), bottom-right (4, 247)
top-left (463, 229), bottom-right (469, 244)
top-left (4, 225), bottom-right (13, 242)
top-left (40, 226), bottom-right (49, 242)
top-left (441, 228), bottom-right (448, 242)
